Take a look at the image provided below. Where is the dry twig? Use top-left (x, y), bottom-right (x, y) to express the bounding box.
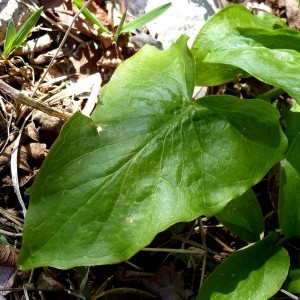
top-left (0, 80), bottom-right (72, 121)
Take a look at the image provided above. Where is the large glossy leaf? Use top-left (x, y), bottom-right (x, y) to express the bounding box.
top-left (191, 4), bottom-right (287, 86)
top-left (279, 102), bottom-right (300, 237)
top-left (205, 47), bottom-right (300, 103)
top-left (286, 268), bottom-right (300, 293)
top-left (237, 27), bottom-right (300, 52)
top-left (285, 101), bottom-right (300, 145)
top-left (279, 133), bottom-right (300, 237)
top-left (17, 36), bottom-right (287, 270)
top-left (216, 189), bottom-right (264, 242)
top-left (198, 233), bottom-right (290, 300)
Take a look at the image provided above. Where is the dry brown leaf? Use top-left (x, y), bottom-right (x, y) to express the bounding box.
top-left (24, 143), bottom-right (47, 161)
top-left (33, 111), bottom-right (64, 133)
top-left (0, 245), bottom-right (17, 267)
top-left (40, 0), bottom-right (111, 39)
top-left (0, 144), bottom-right (12, 166)
top-left (24, 121), bottom-right (39, 142)
top-left (46, 59), bottom-right (70, 80)
top-left (19, 169), bottom-right (39, 187)
top-left (145, 264), bottom-right (193, 300)
top-left (119, 264), bottom-right (195, 300)
top-left (19, 145), bottom-right (31, 172)
top-left (86, 0), bottom-right (111, 28)
top-left (37, 272), bottom-right (65, 291)
top-left (68, 41), bottom-right (103, 79)
top-left (97, 46), bottom-right (123, 68)
top-left (1, 174), bottom-right (12, 186)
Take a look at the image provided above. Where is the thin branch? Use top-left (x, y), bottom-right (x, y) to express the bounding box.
top-left (141, 247), bottom-right (205, 255)
top-left (0, 79), bottom-right (72, 120)
top-left (198, 217), bottom-right (207, 289)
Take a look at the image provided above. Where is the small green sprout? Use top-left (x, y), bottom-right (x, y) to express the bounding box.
top-left (2, 7), bottom-right (43, 59)
top-left (73, 0), bottom-right (111, 34)
top-left (72, 0), bottom-right (171, 42)
top-left (117, 3), bottom-right (171, 35)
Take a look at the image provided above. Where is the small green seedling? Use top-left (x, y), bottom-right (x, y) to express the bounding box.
top-left (116, 3), bottom-right (171, 35)
top-left (72, 0), bottom-right (171, 41)
top-left (73, 0), bottom-right (111, 34)
top-left (2, 8), bottom-right (43, 59)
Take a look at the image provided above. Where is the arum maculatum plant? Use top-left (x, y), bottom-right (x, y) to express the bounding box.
top-left (17, 4), bottom-right (300, 299)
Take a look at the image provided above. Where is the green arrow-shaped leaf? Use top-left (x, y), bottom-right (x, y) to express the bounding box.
top-left (205, 46), bottom-right (300, 103)
top-left (17, 35), bottom-right (287, 270)
top-left (285, 101), bottom-right (300, 145)
top-left (191, 4), bottom-right (287, 86)
top-left (194, 6), bottom-right (300, 102)
top-left (286, 268), bottom-right (300, 293)
top-left (236, 27), bottom-right (300, 52)
top-left (216, 189), bottom-right (264, 242)
top-left (279, 133), bottom-right (300, 237)
top-left (198, 233), bottom-right (290, 300)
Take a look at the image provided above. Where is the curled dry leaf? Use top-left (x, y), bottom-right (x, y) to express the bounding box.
top-left (14, 33), bottom-right (53, 56)
top-left (0, 244), bottom-right (17, 267)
